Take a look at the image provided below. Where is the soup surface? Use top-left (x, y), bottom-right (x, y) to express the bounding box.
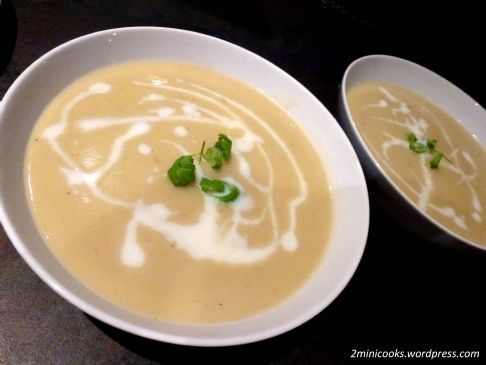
top-left (347, 81), bottom-right (486, 245)
top-left (25, 60), bottom-right (333, 323)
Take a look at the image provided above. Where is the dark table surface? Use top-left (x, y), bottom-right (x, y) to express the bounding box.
top-left (1, 1), bottom-right (485, 364)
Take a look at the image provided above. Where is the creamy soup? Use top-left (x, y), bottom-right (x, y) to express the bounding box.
top-left (347, 81), bottom-right (486, 245)
top-left (25, 60), bottom-right (333, 323)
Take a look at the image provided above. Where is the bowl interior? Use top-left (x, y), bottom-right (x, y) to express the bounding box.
top-left (0, 27), bottom-right (369, 346)
top-left (343, 55), bottom-right (485, 143)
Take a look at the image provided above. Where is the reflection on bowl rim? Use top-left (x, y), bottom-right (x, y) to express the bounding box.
top-left (340, 54), bottom-right (485, 252)
top-left (0, 27), bottom-right (369, 346)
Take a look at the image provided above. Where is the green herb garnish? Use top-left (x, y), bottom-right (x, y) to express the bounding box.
top-left (200, 177), bottom-right (240, 202)
top-left (203, 133), bottom-right (232, 169)
top-left (407, 133), bottom-right (451, 169)
top-left (407, 133), bottom-right (428, 153)
top-left (167, 155), bottom-right (196, 186)
top-left (214, 133), bottom-right (232, 161)
top-left (203, 146), bottom-right (225, 169)
top-left (430, 153), bottom-right (444, 169)
top-left (167, 134), bottom-right (239, 202)
top-left (426, 139), bottom-right (438, 151)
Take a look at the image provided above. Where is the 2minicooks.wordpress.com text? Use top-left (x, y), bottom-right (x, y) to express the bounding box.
top-left (350, 348), bottom-right (480, 360)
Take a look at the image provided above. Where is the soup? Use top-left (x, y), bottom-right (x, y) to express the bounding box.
top-left (347, 81), bottom-right (486, 245)
top-left (25, 60), bottom-right (333, 323)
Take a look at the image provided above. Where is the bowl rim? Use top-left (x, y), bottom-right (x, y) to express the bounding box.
top-left (340, 53), bottom-right (486, 252)
top-left (0, 26), bottom-right (369, 346)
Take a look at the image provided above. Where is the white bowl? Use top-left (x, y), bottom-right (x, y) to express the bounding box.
top-left (0, 27), bottom-right (369, 346)
top-left (338, 54), bottom-right (485, 252)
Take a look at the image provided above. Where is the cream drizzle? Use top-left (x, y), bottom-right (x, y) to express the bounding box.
top-left (362, 87), bottom-right (483, 230)
top-left (40, 76), bottom-right (308, 267)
